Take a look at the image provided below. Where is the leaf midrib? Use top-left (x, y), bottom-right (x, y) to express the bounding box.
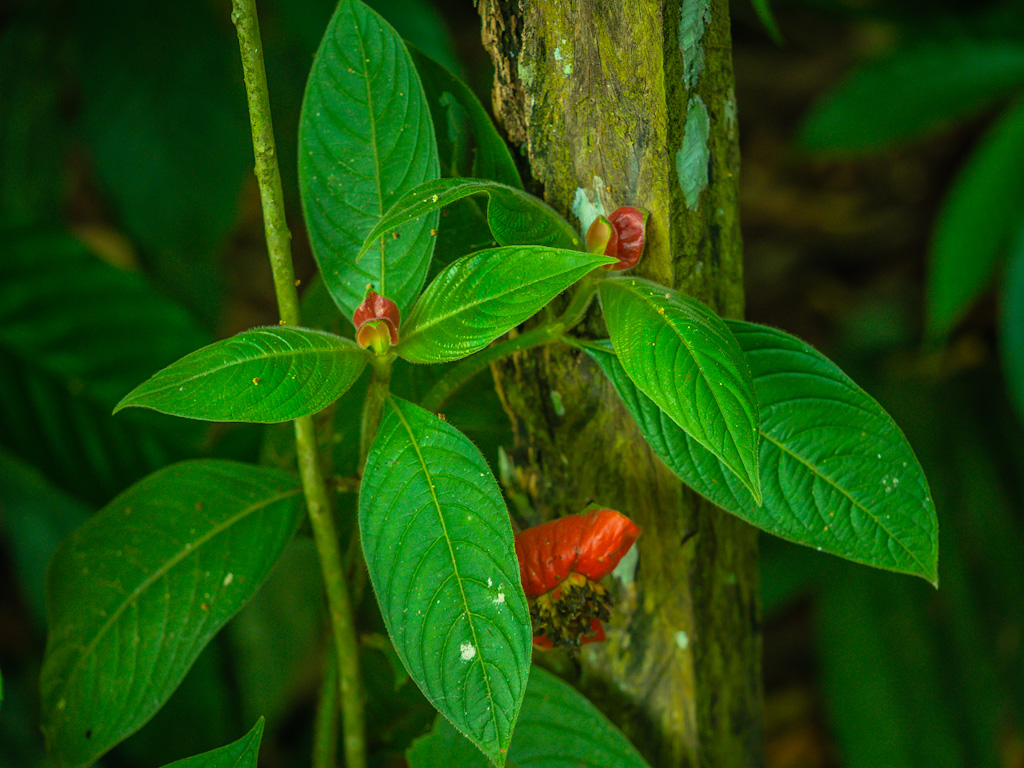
top-left (52, 481), bottom-right (301, 719)
top-left (386, 397), bottom-right (501, 751)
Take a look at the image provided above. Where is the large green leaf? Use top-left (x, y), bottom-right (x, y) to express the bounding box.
top-left (0, 230), bottom-right (209, 502)
top-left (116, 327), bottom-right (367, 423)
top-left (399, 246), bottom-right (612, 363)
top-left (585, 321), bottom-right (938, 583)
top-left (799, 41), bottom-right (1024, 153)
top-left (928, 98), bottom-right (1024, 339)
top-left (1001, 227), bottom-right (1024, 421)
top-left (359, 396), bottom-right (531, 765)
top-left (40, 460), bottom-right (303, 768)
top-left (298, 0), bottom-right (440, 317)
top-left (409, 47), bottom-right (521, 187)
top-left (159, 718), bottom-right (264, 768)
top-left (407, 665), bottom-right (652, 768)
top-left (358, 178), bottom-right (582, 259)
top-left (598, 278), bottom-right (761, 503)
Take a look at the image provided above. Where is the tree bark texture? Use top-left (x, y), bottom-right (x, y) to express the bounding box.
top-left (476, 2), bottom-right (762, 766)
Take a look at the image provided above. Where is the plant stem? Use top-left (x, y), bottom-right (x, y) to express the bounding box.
top-left (420, 273), bottom-right (601, 413)
top-left (230, 4), bottom-right (366, 768)
top-left (312, 649), bottom-right (339, 768)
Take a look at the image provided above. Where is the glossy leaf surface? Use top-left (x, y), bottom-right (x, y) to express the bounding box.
top-left (599, 277), bottom-right (761, 503)
top-left (358, 178), bottom-right (581, 259)
top-left (799, 42), bottom-right (1024, 153)
top-left (928, 98), bottom-right (1024, 338)
top-left (298, 0), bottom-right (439, 317)
top-left (399, 246), bottom-right (612, 363)
top-left (585, 321), bottom-right (938, 583)
top-left (160, 718), bottom-right (264, 768)
top-left (409, 46), bottom-right (521, 187)
top-left (407, 665), bottom-right (652, 768)
top-left (360, 397), bottom-right (531, 765)
top-left (40, 461), bottom-right (303, 768)
top-left (116, 327), bottom-right (367, 423)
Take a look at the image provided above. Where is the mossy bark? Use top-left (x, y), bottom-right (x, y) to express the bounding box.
top-left (477, 1), bottom-right (761, 766)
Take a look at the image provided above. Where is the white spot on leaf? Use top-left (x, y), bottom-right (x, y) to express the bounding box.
top-left (460, 642), bottom-right (476, 661)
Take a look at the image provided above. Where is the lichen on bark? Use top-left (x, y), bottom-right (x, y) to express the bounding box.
top-left (476, 1), bottom-right (761, 766)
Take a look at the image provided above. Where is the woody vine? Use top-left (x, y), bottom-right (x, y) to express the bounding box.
top-left (35, 1), bottom-right (938, 768)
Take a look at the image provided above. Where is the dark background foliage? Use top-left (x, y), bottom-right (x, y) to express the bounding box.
top-left (1, 0), bottom-right (1022, 766)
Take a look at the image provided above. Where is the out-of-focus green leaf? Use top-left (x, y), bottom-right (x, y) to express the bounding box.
top-left (407, 666), bottom-right (653, 768)
top-left (298, 0), bottom-right (439, 318)
top-left (599, 278), bottom-right (762, 504)
top-left (40, 460), bottom-right (303, 768)
top-left (116, 327), bottom-right (367, 423)
top-left (77, 0), bottom-right (250, 323)
top-left (927, 98), bottom-right (1024, 339)
top-left (799, 41), bottom-right (1024, 153)
top-left (409, 46), bottom-right (521, 187)
top-left (399, 247), bottom-right (612, 363)
top-left (358, 178), bottom-right (582, 259)
top-left (1000, 227), bottom-right (1024, 421)
top-left (360, 397), bottom-right (531, 765)
top-left (749, 0), bottom-right (783, 44)
top-left (0, 23), bottom-right (67, 226)
top-left (586, 321), bottom-right (939, 583)
top-left (0, 230), bottom-right (209, 502)
top-left (0, 450), bottom-right (91, 627)
top-left (158, 719), bottom-right (264, 768)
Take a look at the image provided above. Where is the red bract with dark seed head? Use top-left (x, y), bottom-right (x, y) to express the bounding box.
top-left (607, 206), bottom-right (649, 271)
top-left (514, 508), bottom-right (640, 650)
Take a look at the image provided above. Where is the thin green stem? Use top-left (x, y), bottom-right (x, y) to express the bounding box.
top-left (419, 273), bottom-right (602, 413)
top-left (312, 648), bottom-right (339, 768)
top-left (230, 4), bottom-right (366, 768)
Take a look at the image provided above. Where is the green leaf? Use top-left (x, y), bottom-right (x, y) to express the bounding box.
top-left (749, 0), bottom-right (783, 44)
top-left (928, 98), bottom-right (1024, 338)
top-left (409, 46), bottom-right (522, 188)
top-left (584, 321), bottom-right (939, 583)
top-left (0, 230), bottom-right (209, 502)
top-left (1001, 227), bottom-right (1024, 421)
top-left (40, 460), bottom-right (303, 768)
top-left (799, 41), bottom-right (1024, 153)
top-left (116, 327), bottom-right (367, 423)
top-left (399, 246), bottom-right (612, 363)
top-left (358, 178), bottom-right (582, 259)
top-left (159, 718), bottom-right (264, 768)
top-left (598, 277), bottom-right (761, 503)
top-left (359, 396), bottom-right (531, 765)
top-left (298, 0), bottom-right (440, 318)
top-left (407, 666), bottom-right (652, 768)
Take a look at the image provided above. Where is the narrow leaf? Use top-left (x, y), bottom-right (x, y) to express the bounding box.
top-left (1000, 227), bottom-right (1024, 421)
top-left (40, 460), bottom-right (303, 768)
top-left (160, 718), bottom-right (264, 768)
top-left (598, 277), bottom-right (761, 503)
top-left (358, 178), bottom-right (581, 259)
top-left (399, 246), bottom-right (613, 363)
top-left (749, 0), bottom-right (783, 44)
top-left (407, 665), bottom-right (652, 768)
top-left (799, 41), bottom-right (1024, 153)
top-left (585, 321), bottom-right (939, 583)
top-left (298, 0), bottom-right (440, 317)
top-left (409, 46), bottom-right (522, 188)
top-left (928, 98), bottom-right (1024, 338)
top-left (359, 397), bottom-right (532, 765)
top-left (115, 327), bottom-right (367, 423)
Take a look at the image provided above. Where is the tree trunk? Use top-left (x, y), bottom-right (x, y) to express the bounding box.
top-left (476, 2), bottom-right (762, 766)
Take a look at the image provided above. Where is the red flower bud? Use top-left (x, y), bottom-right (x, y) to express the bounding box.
top-left (607, 206), bottom-right (649, 271)
top-left (353, 287), bottom-right (400, 353)
top-left (514, 508), bottom-right (640, 650)
top-left (585, 215), bottom-right (618, 256)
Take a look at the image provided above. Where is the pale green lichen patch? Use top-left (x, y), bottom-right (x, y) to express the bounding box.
top-left (675, 96), bottom-right (710, 210)
top-left (675, 630), bottom-right (690, 650)
top-left (517, 59), bottom-right (535, 88)
top-left (724, 87), bottom-right (738, 138)
top-left (678, 0), bottom-right (711, 90)
top-left (570, 175), bottom-right (607, 234)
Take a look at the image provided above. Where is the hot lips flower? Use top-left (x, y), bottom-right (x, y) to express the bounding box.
top-left (353, 286), bottom-right (400, 354)
top-left (514, 508), bottom-right (641, 650)
top-left (585, 206), bottom-right (650, 271)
